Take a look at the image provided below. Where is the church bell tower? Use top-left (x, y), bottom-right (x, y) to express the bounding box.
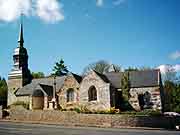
top-left (8, 20), bottom-right (32, 93)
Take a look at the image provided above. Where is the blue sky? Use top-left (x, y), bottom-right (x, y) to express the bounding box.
top-left (0, 0), bottom-right (180, 79)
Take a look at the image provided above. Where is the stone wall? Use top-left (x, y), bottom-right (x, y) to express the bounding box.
top-left (9, 106), bottom-right (178, 129)
top-left (8, 78), bottom-right (23, 91)
top-left (8, 92), bottom-right (30, 107)
top-left (7, 78), bottom-right (22, 106)
top-left (0, 106), bottom-right (2, 119)
top-left (79, 71), bottom-right (111, 111)
top-left (16, 96), bottom-right (30, 103)
top-left (129, 86), bottom-right (162, 111)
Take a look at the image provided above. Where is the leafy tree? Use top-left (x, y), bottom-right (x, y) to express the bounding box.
top-left (82, 60), bottom-right (121, 75)
top-left (120, 72), bottom-right (133, 111)
top-left (52, 59), bottom-right (69, 76)
top-left (163, 80), bottom-right (176, 111)
top-left (121, 72), bottom-right (130, 99)
top-left (170, 84), bottom-right (180, 112)
top-left (175, 76), bottom-right (180, 84)
top-left (32, 72), bottom-right (45, 79)
top-left (0, 77), bottom-right (8, 108)
top-left (164, 80), bottom-right (180, 113)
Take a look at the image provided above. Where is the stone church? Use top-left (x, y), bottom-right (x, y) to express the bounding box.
top-left (8, 22), bottom-right (163, 112)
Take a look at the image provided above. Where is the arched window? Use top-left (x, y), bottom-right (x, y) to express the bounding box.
top-left (88, 86), bottom-right (97, 101)
top-left (67, 88), bottom-right (74, 102)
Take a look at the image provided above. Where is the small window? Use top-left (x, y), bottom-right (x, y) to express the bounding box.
top-left (14, 57), bottom-right (19, 63)
top-left (88, 86), bottom-right (97, 101)
top-left (67, 88), bottom-right (74, 102)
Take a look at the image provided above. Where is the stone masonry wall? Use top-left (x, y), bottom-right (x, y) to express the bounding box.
top-left (8, 78), bottom-right (23, 91)
top-left (8, 78), bottom-right (22, 106)
top-left (129, 86), bottom-right (162, 111)
top-left (57, 75), bottom-right (80, 109)
top-left (9, 106), bottom-right (178, 129)
top-left (79, 71), bottom-right (111, 111)
top-left (16, 96), bottom-right (29, 103)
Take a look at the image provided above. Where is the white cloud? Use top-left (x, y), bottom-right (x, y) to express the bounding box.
top-left (0, 0), bottom-right (64, 23)
top-left (96, 0), bottom-right (104, 7)
top-left (0, 0), bottom-right (31, 22)
top-left (113, 0), bottom-right (126, 6)
top-left (174, 65), bottom-right (180, 72)
top-left (157, 64), bottom-right (180, 74)
top-left (35, 0), bottom-right (64, 23)
top-left (170, 51), bottom-right (180, 60)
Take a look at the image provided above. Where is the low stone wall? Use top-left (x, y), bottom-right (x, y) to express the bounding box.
top-left (9, 106), bottom-right (179, 129)
top-left (0, 106), bottom-right (2, 119)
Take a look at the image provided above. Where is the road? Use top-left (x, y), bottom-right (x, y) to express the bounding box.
top-left (0, 121), bottom-right (179, 135)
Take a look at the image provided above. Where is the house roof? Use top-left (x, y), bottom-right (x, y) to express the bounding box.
top-left (104, 69), bottom-right (160, 88)
top-left (129, 70), bottom-right (159, 88)
top-left (105, 72), bottom-right (123, 88)
top-left (15, 83), bottom-right (53, 96)
top-left (15, 76), bottom-right (66, 96)
top-left (15, 73), bottom-right (82, 96)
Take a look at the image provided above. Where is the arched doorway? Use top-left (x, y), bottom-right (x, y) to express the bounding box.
top-left (138, 94), bottom-right (145, 110)
top-left (32, 89), bottom-right (44, 109)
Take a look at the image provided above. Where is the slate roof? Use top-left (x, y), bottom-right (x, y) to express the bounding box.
top-left (94, 70), bottom-right (109, 83)
top-left (129, 70), bottom-right (159, 88)
top-left (39, 84), bottom-right (53, 96)
top-left (15, 83), bottom-right (53, 96)
top-left (31, 76), bottom-right (67, 92)
top-left (105, 72), bottom-right (123, 88)
top-left (104, 69), bottom-right (160, 88)
top-left (15, 73), bottom-right (82, 96)
top-left (70, 73), bottom-right (82, 83)
top-left (15, 76), bottom-right (66, 96)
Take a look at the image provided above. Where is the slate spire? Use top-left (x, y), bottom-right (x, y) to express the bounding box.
top-left (18, 15), bottom-right (24, 47)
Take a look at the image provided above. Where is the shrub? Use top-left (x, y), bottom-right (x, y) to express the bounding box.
top-left (119, 109), bottom-right (162, 116)
top-left (139, 110), bottom-right (161, 116)
top-left (79, 105), bottom-right (92, 114)
top-left (74, 107), bottom-right (81, 113)
top-left (119, 111), bottom-right (136, 115)
top-left (148, 110), bottom-right (162, 116)
top-left (107, 107), bottom-right (118, 114)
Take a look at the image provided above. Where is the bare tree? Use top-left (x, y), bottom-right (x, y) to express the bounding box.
top-left (163, 68), bottom-right (177, 82)
top-left (82, 60), bottom-right (121, 75)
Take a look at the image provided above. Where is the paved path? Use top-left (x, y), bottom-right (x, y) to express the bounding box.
top-left (0, 121), bottom-right (179, 135)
